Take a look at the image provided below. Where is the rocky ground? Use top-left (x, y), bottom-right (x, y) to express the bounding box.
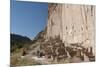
top-left (18, 36), bottom-right (95, 66)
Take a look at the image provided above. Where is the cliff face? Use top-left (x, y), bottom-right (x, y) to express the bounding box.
top-left (46, 4), bottom-right (95, 55)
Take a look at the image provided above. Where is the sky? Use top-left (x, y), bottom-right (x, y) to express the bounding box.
top-left (10, 0), bottom-right (48, 40)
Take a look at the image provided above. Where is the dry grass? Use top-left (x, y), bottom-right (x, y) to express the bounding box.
top-left (11, 55), bottom-right (42, 66)
top-left (10, 48), bottom-right (41, 67)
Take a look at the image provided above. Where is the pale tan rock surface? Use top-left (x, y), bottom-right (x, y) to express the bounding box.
top-left (46, 4), bottom-right (95, 56)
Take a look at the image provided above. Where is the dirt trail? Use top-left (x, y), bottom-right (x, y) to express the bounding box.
top-left (21, 51), bottom-right (52, 65)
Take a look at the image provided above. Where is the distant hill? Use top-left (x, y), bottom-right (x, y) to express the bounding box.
top-left (10, 33), bottom-right (32, 52)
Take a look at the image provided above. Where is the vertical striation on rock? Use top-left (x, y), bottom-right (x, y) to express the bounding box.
top-left (46, 3), bottom-right (95, 56)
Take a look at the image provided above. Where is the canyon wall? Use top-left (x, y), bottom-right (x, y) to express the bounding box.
top-left (46, 4), bottom-right (95, 55)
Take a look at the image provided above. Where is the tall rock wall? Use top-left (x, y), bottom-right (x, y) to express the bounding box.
top-left (46, 4), bottom-right (95, 55)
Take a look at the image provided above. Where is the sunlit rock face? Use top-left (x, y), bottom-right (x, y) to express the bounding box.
top-left (46, 4), bottom-right (95, 56)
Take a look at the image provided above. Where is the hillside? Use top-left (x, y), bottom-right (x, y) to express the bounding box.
top-left (10, 33), bottom-right (32, 53)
